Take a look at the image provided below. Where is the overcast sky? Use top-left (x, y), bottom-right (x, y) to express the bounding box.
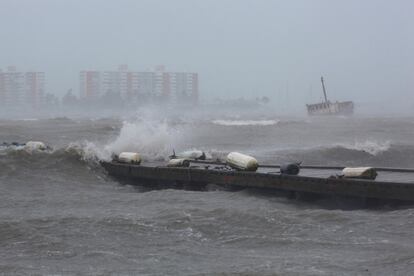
top-left (1, 0), bottom-right (413, 112)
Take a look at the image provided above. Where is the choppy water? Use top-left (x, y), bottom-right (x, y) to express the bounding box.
top-left (1, 115), bottom-right (414, 275)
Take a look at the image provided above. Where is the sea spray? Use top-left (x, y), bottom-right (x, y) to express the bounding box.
top-left (104, 120), bottom-right (182, 160)
top-left (66, 119), bottom-right (184, 162)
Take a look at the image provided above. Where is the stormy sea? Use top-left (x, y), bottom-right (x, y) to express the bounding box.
top-left (1, 113), bottom-right (414, 275)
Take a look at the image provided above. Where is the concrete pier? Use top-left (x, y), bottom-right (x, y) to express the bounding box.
top-left (102, 161), bottom-right (414, 202)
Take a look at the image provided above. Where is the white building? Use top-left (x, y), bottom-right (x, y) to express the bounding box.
top-left (79, 66), bottom-right (198, 105)
top-left (0, 66), bottom-right (45, 110)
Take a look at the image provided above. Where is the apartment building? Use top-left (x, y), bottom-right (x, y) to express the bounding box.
top-left (0, 66), bottom-right (45, 109)
top-left (79, 65), bottom-right (198, 105)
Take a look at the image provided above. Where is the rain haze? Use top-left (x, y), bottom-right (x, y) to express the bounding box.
top-left (2, 1), bottom-right (414, 275)
top-left (0, 0), bottom-right (413, 115)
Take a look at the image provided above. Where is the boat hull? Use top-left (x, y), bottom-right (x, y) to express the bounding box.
top-left (306, 101), bottom-right (354, 116)
top-left (102, 162), bottom-right (414, 202)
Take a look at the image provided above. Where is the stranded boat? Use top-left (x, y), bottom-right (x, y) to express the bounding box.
top-left (306, 77), bottom-right (354, 116)
top-left (101, 151), bottom-right (414, 202)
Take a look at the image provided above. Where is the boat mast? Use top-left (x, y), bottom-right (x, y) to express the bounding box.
top-left (321, 76), bottom-right (328, 103)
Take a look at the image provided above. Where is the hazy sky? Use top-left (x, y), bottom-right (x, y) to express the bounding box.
top-left (1, 0), bottom-right (413, 112)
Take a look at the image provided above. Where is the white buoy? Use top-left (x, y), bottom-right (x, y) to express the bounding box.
top-left (167, 158), bottom-right (190, 167)
top-left (342, 167), bottom-right (377, 180)
top-left (177, 150), bottom-right (206, 160)
top-left (24, 141), bottom-right (47, 151)
top-left (118, 152), bottom-right (141, 164)
top-left (226, 152), bottom-right (259, 171)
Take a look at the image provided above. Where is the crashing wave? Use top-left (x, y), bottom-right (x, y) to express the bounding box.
top-left (212, 119), bottom-right (279, 126)
top-left (64, 119), bottom-right (183, 162)
top-left (336, 140), bottom-right (391, 156)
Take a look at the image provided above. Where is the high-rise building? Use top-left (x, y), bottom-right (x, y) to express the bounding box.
top-left (170, 72), bottom-right (198, 104)
top-left (25, 72), bottom-right (45, 109)
top-left (137, 72), bottom-right (155, 97)
top-left (1, 67), bottom-right (25, 108)
top-left (101, 65), bottom-right (130, 99)
top-left (79, 71), bottom-right (100, 100)
top-left (0, 67), bottom-right (46, 110)
top-left (0, 70), bottom-right (4, 105)
top-left (126, 72), bottom-right (139, 100)
top-left (79, 66), bottom-right (198, 105)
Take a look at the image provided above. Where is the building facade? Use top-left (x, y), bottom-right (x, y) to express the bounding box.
top-left (0, 66), bottom-right (45, 110)
top-left (79, 71), bottom-right (100, 100)
top-left (170, 72), bottom-right (198, 104)
top-left (79, 66), bottom-right (198, 105)
top-left (25, 72), bottom-right (45, 109)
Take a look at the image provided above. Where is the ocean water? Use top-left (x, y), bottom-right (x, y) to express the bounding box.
top-left (1, 114), bottom-right (414, 275)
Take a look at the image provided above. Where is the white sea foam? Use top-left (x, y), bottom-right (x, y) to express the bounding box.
top-left (17, 118), bottom-right (39, 121)
top-left (212, 119), bottom-right (279, 126)
top-left (337, 140), bottom-right (391, 155)
top-left (0, 142), bottom-right (51, 155)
